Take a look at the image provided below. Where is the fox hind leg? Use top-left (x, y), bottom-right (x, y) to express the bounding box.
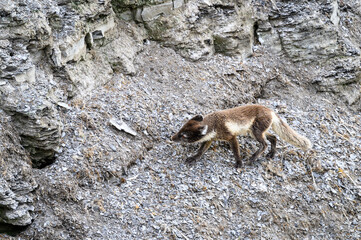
top-left (249, 118), bottom-right (271, 163)
top-left (249, 131), bottom-right (267, 163)
top-left (266, 133), bottom-right (277, 159)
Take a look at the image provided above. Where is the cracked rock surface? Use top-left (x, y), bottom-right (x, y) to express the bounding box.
top-left (0, 110), bottom-right (37, 232)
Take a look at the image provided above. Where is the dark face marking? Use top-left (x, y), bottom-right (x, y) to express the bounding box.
top-left (171, 118), bottom-right (208, 143)
top-left (191, 115), bottom-right (203, 122)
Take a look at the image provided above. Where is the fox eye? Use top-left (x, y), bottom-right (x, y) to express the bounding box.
top-left (180, 133), bottom-right (189, 138)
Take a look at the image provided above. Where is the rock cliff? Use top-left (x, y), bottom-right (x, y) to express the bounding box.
top-left (0, 0), bottom-right (360, 239)
top-left (0, 110), bottom-right (36, 233)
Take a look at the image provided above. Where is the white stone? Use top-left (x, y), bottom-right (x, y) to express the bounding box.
top-left (0, 0), bottom-right (15, 12)
top-left (100, 33), bottom-right (138, 75)
top-left (93, 16), bottom-right (115, 38)
top-left (141, 1), bottom-right (173, 22)
top-left (14, 66), bottom-right (36, 84)
top-left (330, 0), bottom-right (340, 27)
top-left (60, 37), bottom-right (87, 64)
top-left (51, 47), bottom-right (62, 66)
top-left (64, 54), bottom-right (113, 94)
top-left (110, 118), bottom-right (137, 136)
top-left (174, 0), bottom-right (184, 9)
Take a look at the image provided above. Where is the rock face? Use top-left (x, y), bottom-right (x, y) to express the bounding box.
top-left (0, 0), bottom-right (142, 232)
top-left (254, 0), bottom-right (361, 108)
top-left (113, 0), bottom-right (360, 107)
top-left (0, 110), bottom-right (37, 231)
top-left (114, 0), bottom-right (255, 60)
top-left (0, 0), bottom-right (360, 237)
top-left (0, 0), bottom-right (142, 168)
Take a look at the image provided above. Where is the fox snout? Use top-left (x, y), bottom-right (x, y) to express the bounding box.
top-left (171, 134), bottom-right (180, 142)
top-left (171, 115), bottom-right (208, 143)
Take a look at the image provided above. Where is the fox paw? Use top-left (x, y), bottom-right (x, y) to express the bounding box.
top-left (235, 161), bottom-right (243, 169)
top-left (245, 159), bottom-right (255, 166)
top-left (185, 156), bottom-right (197, 164)
top-left (266, 152), bottom-right (276, 159)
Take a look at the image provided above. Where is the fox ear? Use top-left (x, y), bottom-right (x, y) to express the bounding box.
top-left (199, 125), bottom-right (208, 135)
top-left (191, 115), bottom-right (203, 122)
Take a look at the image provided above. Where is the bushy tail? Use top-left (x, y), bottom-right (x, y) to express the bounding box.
top-left (271, 113), bottom-right (312, 150)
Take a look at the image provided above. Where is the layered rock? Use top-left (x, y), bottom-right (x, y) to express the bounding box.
top-left (254, 0), bottom-right (361, 109)
top-left (115, 0), bottom-right (255, 60)
top-left (0, 0), bottom-right (142, 167)
top-left (112, 0), bottom-right (360, 109)
top-left (314, 0), bottom-right (361, 108)
top-left (0, 110), bottom-right (37, 233)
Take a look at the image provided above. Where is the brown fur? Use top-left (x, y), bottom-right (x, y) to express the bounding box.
top-left (171, 105), bottom-right (312, 168)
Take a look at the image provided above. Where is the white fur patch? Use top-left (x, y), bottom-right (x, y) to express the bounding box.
top-left (200, 125), bottom-right (208, 135)
top-left (196, 130), bottom-right (216, 143)
top-left (271, 112), bottom-right (279, 124)
top-left (225, 121), bottom-right (253, 136)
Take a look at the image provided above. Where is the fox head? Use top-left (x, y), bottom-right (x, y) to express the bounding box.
top-left (171, 115), bottom-right (208, 143)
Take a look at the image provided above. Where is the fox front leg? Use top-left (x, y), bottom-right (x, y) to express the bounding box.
top-left (185, 140), bottom-right (212, 164)
top-left (229, 136), bottom-right (243, 168)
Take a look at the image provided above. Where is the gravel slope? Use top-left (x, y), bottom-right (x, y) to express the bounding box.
top-left (15, 43), bottom-right (361, 240)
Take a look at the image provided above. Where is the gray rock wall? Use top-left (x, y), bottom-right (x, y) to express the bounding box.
top-left (0, 110), bottom-right (36, 229)
top-left (0, 0), bottom-right (142, 168)
top-left (255, 0), bottom-right (361, 108)
top-left (114, 0), bottom-right (360, 108)
top-left (0, 0), bottom-right (142, 231)
top-left (0, 0), bottom-right (360, 234)
top-left (115, 0), bottom-right (255, 60)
